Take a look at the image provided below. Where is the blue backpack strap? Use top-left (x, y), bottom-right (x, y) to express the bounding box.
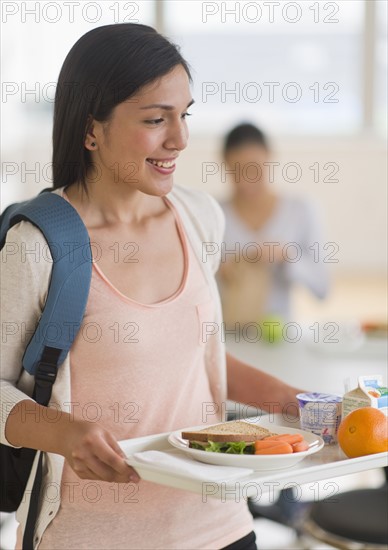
top-left (1, 191), bottom-right (92, 548)
top-left (2, 192), bottom-right (92, 375)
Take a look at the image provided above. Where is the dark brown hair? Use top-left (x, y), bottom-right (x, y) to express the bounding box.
top-left (223, 123), bottom-right (269, 157)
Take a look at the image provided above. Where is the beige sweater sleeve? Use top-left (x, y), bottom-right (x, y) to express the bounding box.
top-left (169, 186), bottom-right (226, 276)
top-left (1, 221), bottom-right (52, 447)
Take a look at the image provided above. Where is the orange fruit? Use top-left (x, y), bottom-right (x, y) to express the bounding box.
top-left (338, 407), bottom-right (388, 458)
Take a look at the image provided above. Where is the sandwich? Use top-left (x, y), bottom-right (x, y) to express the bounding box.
top-left (181, 421), bottom-right (277, 455)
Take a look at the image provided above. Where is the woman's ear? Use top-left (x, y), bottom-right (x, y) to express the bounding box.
top-left (84, 115), bottom-right (98, 150)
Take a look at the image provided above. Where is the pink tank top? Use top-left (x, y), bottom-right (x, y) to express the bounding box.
top-left (37, 196), bottom-right (253, 549)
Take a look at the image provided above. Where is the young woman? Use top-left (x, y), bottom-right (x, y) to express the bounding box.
top-left (219, 123), bottom-right (330, 328)
top-left (1, 25), bottom-right (302, 550)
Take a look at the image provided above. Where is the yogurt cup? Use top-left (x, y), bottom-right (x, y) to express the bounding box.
top-left (296, 392), bottom-right (342, 445)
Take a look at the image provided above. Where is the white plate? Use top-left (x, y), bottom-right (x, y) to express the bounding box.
top-left (168, 418), bottom-right (324, 471)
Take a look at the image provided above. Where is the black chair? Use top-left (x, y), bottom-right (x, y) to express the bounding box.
top-left (302, 485), bottom-right (388, 549)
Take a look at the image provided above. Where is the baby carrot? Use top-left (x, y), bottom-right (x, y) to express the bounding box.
top-left (264, 434), bottom-right (304, 445)
top-left (292, 440), bottom-right (310, 453)
top-left (254, 442), bottom-right (293, 455)
top-left (254, 440), bottom-right (286, 451)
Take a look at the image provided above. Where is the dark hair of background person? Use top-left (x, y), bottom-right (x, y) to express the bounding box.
top-left (223, 123), bottom-right (269, 157)
top-left (52, 23), bottom-right (192, 191)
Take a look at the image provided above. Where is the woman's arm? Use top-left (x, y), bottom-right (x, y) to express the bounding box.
top-left (0, 221), bottom-right (49, 447)
top-left (282, 199), bottom-right (330, 299)
top-left (1, 222), bottom-right (139, 483)
top-left (226, 352), bottom-right (303, 416)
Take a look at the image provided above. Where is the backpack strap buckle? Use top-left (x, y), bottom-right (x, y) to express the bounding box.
top-left (35, 361), bottom-right (58, 387)
top-left (33, 347), bottom-right (61, 405)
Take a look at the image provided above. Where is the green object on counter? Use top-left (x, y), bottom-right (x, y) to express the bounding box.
top-left (260, 316), bottom-right (284, 343)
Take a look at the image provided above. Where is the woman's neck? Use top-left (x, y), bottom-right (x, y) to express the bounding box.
top-left (232, 187), bottom-right (279, 231)
top-left (64, 181), bottom-right (166, 228)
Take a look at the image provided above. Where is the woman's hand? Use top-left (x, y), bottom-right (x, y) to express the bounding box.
top-left (60, 419), bottom-right (140, 483)
top-left (5, 401), bottom-right (140, 483)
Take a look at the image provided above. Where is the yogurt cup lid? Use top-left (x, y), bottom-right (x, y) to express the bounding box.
top-left (296, 392), bottom-right (342, 403)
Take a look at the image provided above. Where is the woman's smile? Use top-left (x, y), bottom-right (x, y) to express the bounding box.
top-left (146, 157), bottom-right (177, 174)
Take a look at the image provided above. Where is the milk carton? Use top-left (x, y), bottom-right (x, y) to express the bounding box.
top-left (342, 375), bottom-right (388, 418)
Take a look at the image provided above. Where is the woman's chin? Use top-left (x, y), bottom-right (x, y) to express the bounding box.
top-left (240, 190), bottom-right (261, 201)
top-left (143, 177), bottom-right (174, 197)
top-left (157, 177), bottom-right (175, 195)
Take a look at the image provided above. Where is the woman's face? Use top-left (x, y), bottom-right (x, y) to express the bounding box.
top-left (87, 64), bottom-right (192, 197)
top-left (225, 143), bottom-right (270, 198)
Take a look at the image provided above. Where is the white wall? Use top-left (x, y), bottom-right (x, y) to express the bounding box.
top-left (174, 134), bottom-right (388, 275)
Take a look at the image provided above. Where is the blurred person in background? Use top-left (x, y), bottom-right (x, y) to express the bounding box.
top-left (218, 123), bottom-right (330, 526)
top-left (218, 123), bottom-right (330, 330)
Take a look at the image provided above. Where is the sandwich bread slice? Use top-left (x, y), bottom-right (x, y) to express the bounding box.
top-left (182, 421), bottom-right (276, 442)
top-left (181, 421), bottom-right (278, 454)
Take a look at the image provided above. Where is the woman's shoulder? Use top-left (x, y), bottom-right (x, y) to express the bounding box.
top-left (1, 219), bottom-right (53, 276)
top-left (3, 218), bottom-right (50, 248)
top-left (168, 184), bottom-right (225, 241)
top-left (1, 220), bottom-right (52, 309)
top-left (0, 188), bottom-right (70, 292)
top-left (169, 184), bottom-right (222, 213)
top-left (281, 194), bottom-right (319, 217)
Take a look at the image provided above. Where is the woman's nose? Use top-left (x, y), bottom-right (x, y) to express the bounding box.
top-left (164, 121), bottom-right (188, 152)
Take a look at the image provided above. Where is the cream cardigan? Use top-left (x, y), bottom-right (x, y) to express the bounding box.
top-left (0, 185), bottom-right (227, 549)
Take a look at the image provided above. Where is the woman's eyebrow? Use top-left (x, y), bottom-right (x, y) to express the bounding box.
top-left (140, 99), bottom-right (195, 111)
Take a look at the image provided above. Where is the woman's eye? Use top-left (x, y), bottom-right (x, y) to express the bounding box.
top-left (145, 112), bottom-right (192, 125)
top-left (145, 118), bottom-right (164, 125)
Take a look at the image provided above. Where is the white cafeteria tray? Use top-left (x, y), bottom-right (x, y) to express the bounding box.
top-left (120, 419), bottom-right (388, 501)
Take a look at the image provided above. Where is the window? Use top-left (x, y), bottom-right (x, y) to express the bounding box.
top-left (375, 0), bottom-right (387, 136)
top-left (1, 2), bottom-right (156, 153)
top-left (1, 0), bottom-right (385, 166)
top-left (163, 0), bottom-right (365, 136)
